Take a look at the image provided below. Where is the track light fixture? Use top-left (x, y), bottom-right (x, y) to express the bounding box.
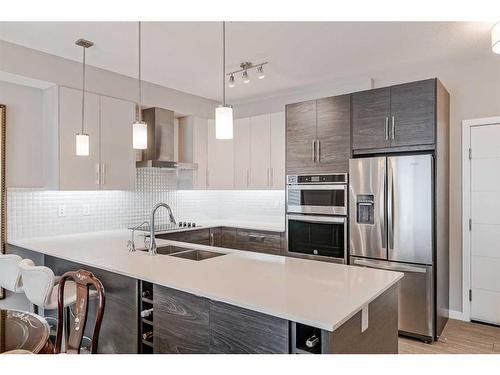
top-left (242, 69), bottom-right (250, 84)
top-left (226, 61), bottom-right (268, 87)
top-left (228, 74), bottom-right (235, 88)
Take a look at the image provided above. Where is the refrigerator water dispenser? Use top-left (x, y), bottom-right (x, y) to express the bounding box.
top-left (356, 195), bottom-right (374, 224)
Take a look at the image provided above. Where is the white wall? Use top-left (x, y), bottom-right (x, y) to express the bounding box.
top-left (0, 80), bottom-right (44, 187)
top-left (234, 53), bottom-right (500, 314)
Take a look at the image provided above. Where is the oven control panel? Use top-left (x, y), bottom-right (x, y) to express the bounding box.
top-left (287, 173), bottom-right (347, 185)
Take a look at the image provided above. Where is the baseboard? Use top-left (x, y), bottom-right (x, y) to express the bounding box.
top-left (449, 309), bottom-right (468, 322)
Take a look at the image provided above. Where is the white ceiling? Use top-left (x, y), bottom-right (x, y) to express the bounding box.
top-left (0, 22), bottom-right (495, 102)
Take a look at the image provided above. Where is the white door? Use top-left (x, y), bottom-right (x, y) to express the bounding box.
top-left (207, 119), bottom-right (234, 189)
top-left (270, 112), bottom-right (285, 190)
top-left (249, 114), bottom-right (271, 189)
top-left (233, 118), bottom-right (250, 189)
top-left (59, 86), bottom-right (100, 190)
top-left (470, 123), bottom-right (500, 325)
top-left (100, 96), bottom-right (136, 190)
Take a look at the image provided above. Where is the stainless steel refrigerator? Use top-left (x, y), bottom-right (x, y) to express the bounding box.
top-left (349, 154), bottom-right (442, 341)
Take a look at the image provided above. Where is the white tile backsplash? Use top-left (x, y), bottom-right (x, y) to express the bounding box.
top-left (7, 168), bottom-right (285, 240)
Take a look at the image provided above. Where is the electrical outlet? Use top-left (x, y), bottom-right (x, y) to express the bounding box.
top-left (82, 204), bottom-right (90, 216)
top-left (58, 205), bottom-right (66, 217)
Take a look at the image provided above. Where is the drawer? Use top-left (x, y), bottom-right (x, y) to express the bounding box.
top-left (235, 229), bottom-right (282, 255)
top-left (156, 228), bottom-right (210, 245)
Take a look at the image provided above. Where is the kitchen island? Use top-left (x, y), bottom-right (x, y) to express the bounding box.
top-left (8, 229), bottom-right (402, 354)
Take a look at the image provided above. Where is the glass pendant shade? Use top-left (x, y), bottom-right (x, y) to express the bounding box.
top-left (492, 22), bottom-right (500, 54)
top-left (215, 105), bottom-right (233, 140)
top-left (133, 120), bottom-right (148, 149)
top-left (76, 133), bottom-right (90, 156)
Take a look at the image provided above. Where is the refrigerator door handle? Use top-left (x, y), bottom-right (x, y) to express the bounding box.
top-left (379, 160), bottom-right (386, 249)
top-left (352, 258), bottom-right (427, 274)
top-left (388, 162), bottom-right (394, 251)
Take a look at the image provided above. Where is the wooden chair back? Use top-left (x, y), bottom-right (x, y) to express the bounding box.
top-left (54, 270), bottom-right (105, 354)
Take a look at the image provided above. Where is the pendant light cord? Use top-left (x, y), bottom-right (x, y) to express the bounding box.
top-left (222, 21), bottom-right (226, 107)
top-left (81, 45), bottom-right (86, 134)
top-left (138, 21), bottom-right (143, 122)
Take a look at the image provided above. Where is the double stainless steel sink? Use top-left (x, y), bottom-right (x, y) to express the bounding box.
top-left (139, 244), bottom-right (225, 261)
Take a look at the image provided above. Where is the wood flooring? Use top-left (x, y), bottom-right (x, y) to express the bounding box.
top-left (398, 319), bottom-right (500, 354)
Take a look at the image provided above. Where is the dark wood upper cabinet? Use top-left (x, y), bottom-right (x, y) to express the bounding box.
top-left (316, 95), bottom-right (351, 173)
top-left (389, 79), bottom-right (435, 147)
top-left (286, 96), bottom-right (351, 174)
top-left (352, 79), bottom-right (437, 152)
top-left (286, 100), bottom-right (317, 174)
top-left (352, 87), bottom-right (391, 151)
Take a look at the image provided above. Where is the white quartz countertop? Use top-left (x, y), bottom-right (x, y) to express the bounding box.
top-left (9, 230), bottom-right (402, 331)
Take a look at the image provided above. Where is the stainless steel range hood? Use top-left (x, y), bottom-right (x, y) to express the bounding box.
top-left (136, 107), bottom-right (197, 170)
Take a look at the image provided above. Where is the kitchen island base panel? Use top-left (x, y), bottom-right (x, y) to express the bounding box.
top-left (153, 284), bottom-right (398, 354)
top-left (321, 284), bottom-right (398, 354)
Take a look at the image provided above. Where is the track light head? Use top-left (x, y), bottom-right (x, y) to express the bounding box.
top-left (257, 65), bottom-right (265, 79)
top-left (228, 74), bottom-right (235, 88)
top-left (242, 70), bottom-right (250, 84)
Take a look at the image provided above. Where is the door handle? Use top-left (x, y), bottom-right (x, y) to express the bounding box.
top-left (391, 116), bottom-right (395, 140)
top-left (385, 117), bottom-right (389, 140)
top-left (352, 258), bottom-right (427, 273)
top-left (312, 140), bottom-right (316, 162)
top-left (267, 167), bottom-right (270, 188)
top-left (316, 140), bottom-right (320, 163)
top-left (269, 167), bottom-right (274, 188)
top-left (247, 168), bottom-right (250, 188)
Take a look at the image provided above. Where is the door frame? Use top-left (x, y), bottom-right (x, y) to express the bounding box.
top-left (461, 115), bottom-right (500, 321)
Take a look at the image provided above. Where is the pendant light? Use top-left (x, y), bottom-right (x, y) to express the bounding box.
top-left (133, 21), bottom-right (148, 149)
top-left (492, 22), bottom-right (500, 54)
top-left (75, 39), bottom-right (93, 156)
top-left (215, 21), bottom-right (233, 140)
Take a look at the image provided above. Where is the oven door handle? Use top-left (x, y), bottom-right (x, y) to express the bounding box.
top-left (286, 184), bottom-right (347, 190)
top-left (287, 214), bottom-right (346, 224)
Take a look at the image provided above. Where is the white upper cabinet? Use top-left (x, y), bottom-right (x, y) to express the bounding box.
top-left (233, 118), bottom-right (251, 189)
top-left (44, 86), bottom-right (136, 190)
top-left (270, 111), bottom-right (286, 189)
top-left (207, 119), bottom-right (234, 189)
top-left (59, 86), bottom-right (100, 190)
top-left (100, 95), bottom-right (135, 190)
top-left (249, 114), bottom-right (271, 189)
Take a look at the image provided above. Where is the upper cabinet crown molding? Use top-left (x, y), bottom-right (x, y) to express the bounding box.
top-left (43, 85), bottom-right (136, 191)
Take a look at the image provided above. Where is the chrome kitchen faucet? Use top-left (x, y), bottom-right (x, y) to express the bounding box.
top-left (149, 203), bottom-right (177, 256)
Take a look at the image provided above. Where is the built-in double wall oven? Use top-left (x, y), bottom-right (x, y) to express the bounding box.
top-left (286, 173), bottom-right (348, 263)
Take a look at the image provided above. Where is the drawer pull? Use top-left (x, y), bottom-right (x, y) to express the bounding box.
top-left (248, 234), bottom-right (266, 242)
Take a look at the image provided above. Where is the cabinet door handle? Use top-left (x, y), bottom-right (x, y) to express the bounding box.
top-left (311, 140), bottom-right (316, 162)
top-left (206, 169), bottom-right (209, 188)
top-left (385, 117), bottom-right (389, 140)
top-left (101, 163), bottom-right (106, 185)
top-left (210, 233), bottom-right (214, 246)
top-left (269, 167), bottom-right (274, 188)
top-left (247, 169), bottom-right (250, 188)
top-left (391, 116), bottom-right (395, 140)
top-left (95, 163), bottom-right (100, 185)
top-left (316, 140), bottom-right (320, 163)
top-left (267, 167), bottom-right (270, 188)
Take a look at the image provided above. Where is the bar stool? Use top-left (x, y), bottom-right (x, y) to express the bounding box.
top-left (18, 259), bottom-right (97, 350)
top-left (0, 254), bottom-right (25, 293)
